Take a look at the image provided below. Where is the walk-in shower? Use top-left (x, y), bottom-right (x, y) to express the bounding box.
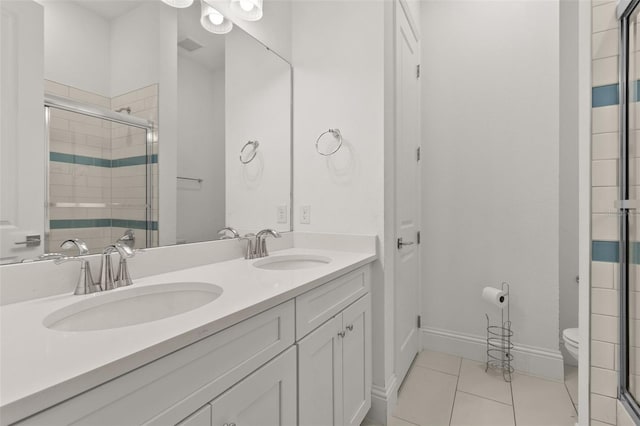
top-left (44, 94), bottom-right (156, 253)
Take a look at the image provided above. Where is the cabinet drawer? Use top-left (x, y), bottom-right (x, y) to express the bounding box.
top-left (19, 301), bottom-right (295, 426)
top-left (295, 265), bottom-right (370, 339)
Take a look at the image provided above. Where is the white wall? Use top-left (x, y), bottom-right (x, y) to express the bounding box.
top-left (40, 1), bottom-right (111, 97)
top-left (291, 0), bottom-right (388, 417)
top-left (177, 55), bottom-right (225, 243)
top-left (225, 29), bottom-right (291, 232)
top-left (421, 1), bottom-right (562, 375)
top-left (292, 1), bottom-right (385, 237)
top-left (559, 0), bottom-right (580, 366)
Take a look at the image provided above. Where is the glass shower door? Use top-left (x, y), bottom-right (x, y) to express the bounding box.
top-left (45, 101), bottom-right (154, 254)
top-left (621, 3), bottom-right (640, 419)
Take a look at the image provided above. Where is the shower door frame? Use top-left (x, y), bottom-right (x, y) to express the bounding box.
top-left (44, 94), bottom-right (156, 249)
top-left (618, 0), bottom-right (640, 421)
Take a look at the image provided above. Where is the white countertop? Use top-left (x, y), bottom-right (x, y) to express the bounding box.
top-left (0, 247), bottom-right (376, 424)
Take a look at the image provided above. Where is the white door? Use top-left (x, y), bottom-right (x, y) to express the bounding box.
top-left (0, 0), bottom-right (45, 264)
top-left (341, 295), bottom-right (371, 426)
top-left (394, 2), bottom-right (421, 385)
top-left (298, 316), bottom-right (343, 426)
top-left (210, 346), bottom-right (297, 426)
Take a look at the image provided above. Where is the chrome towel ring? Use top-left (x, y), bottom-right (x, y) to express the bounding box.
top-left (240, 140), bottom-right (260, 164)
top-left (316, 128), bottom-right (342, 156)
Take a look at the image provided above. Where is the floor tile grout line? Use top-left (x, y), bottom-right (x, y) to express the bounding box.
top-left (411, 363), bottom-right (460, 378)
top-left (563, 375), bottom-right (579, 416)
top-left (448, 359), bottom-right (462, 426)
top-left (509, 370), bottom-right (517, 426)
top-left (455, 390), bottom-right (514, 408)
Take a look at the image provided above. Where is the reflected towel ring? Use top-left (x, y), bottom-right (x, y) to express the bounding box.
top-left (315, 128), bottom-right (342, 156)
top-left (240, 140), bottom-right (260, 164)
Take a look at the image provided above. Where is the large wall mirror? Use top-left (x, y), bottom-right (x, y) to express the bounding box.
top-left (0, 0), bottom-right (292, 264)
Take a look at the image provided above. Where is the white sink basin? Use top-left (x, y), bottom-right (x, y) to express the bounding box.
top-left (44, 282), bottom-right (223, 332)
top-left (253, 254), bottom-right (332, 270)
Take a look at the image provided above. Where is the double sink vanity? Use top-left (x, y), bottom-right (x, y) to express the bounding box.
top-left (0, 233), bottom-right (376, 426)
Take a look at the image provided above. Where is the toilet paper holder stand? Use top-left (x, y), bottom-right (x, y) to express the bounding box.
top-left (485, 281), bottom-right (513, 382)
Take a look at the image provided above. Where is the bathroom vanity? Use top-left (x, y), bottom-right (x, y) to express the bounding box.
top-left (0, 239), bottom-right (375, 426)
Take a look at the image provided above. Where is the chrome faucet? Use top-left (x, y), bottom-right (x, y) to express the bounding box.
top-left (255, 229), bottom-right (281, 258)
top-left (240, 233), bottom-right (257, 259)
top-left (100, 243), bottom-right (135, 290)
top-left (55, 239), bottom-right (101, 295)
top-left (218, 226), bottom-right (240, 240)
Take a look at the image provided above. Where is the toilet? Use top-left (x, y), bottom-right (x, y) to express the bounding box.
top-left (562, 328), bottom-right (579, 361)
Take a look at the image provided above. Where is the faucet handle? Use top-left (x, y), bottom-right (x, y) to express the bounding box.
top-left (60, 238), bottom-right (90, 255)
top-left (218, 227), bottom-right (240, 240)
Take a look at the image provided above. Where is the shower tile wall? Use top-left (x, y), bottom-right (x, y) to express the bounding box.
top-left (111, 85), bottom-right (159, 248)
top-left (45, 80), bottom-right (159, 253)
top-left (590, 1), bottom-right (635, 425)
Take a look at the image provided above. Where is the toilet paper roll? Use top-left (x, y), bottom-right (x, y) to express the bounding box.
top-left (482, 286), bottom-right (507, 309)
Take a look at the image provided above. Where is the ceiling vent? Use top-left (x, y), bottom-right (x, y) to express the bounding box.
top-left (178, 38), bottom-right (204, 52)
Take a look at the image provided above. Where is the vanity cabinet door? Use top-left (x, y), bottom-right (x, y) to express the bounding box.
top-left (210, 346), bottom-right (297, 426)
top-left (341, 294), bottom-right (371, 426)
top-left (176, 405), bottom-right (211, 426)
top-left (298, 316), bottom-right (343, 426)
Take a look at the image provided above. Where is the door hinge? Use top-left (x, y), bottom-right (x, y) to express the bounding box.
top-left (417, 315), bottom-right (422, 328)
top-left (416, 64), bottom-right (420, 79)
top-left (416, 147), bottom-right (421, 161)
top-left (417, 231), bottom-right (421, 245)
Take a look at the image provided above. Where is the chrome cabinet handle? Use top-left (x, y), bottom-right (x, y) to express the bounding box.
top-left (397, 237), bottom-right (414, 249)
top-left (338, 331), bottom-right (346, 338)
top-left (223, 423), bottom-right (237, 426)
top-left (346, 324), bottom-right (354, 331)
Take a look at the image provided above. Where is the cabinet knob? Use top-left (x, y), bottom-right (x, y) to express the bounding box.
top-left (346, 324), bottom-right (354, 331)
top-left (338, 331), bottom-right (346, 338)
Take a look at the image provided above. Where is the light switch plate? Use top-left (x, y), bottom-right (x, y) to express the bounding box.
top-left (277, 205), bottom-right (288, 224)
top-left (301, 205), bottom-right (311, 224)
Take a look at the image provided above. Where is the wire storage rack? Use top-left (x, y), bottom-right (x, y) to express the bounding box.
top-left (485, 282), bottom-right (513, 382)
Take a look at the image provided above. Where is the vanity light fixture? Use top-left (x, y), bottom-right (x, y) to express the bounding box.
top-left (230, 0), bottom-right (263, 21)
top-left (161, 0), bottom-right (194, 8)
top-left (200, 0), bottom-right (233, 34)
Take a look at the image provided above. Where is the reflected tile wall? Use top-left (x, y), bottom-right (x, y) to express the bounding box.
top-left (45, 81), bottom-right (159, 253)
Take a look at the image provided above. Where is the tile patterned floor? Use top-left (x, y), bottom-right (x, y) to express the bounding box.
top-left (363, 350), bottom-right (579, 426)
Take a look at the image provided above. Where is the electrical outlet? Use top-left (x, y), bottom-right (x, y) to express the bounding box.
top-left (301, 205), bottom-right (311, 224)
top-left (277, 205), bottom-right (288, 224)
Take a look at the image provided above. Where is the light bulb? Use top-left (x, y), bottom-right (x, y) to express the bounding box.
top-left (239, 0), bottom-right (254, 12)
top-left (207, 10), bottom-right (224, 25)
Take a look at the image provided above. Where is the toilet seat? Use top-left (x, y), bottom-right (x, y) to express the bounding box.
top-left (563, 328), bottom-right (579, 345)
top-left (563, 328), bottom-right (579, 362)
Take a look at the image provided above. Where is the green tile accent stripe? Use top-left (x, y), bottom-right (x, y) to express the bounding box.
top-left (50, 219), bottom-right (158, 231)
top-left (592, 240), bottom-right (619, 263)
top-left (50, 152), bottom-right (111, 168)
top-left (112, 219), bottom-right (158, 231)
top-left (50, 152), bottom-right (158, 168)
top-left (592, 240), bottom-right (640, 264)
top-left (592, 84), bottom-right (619, 108)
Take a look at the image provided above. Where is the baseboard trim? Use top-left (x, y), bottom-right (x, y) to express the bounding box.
top-left (367, 374), bottom-right (398, 424)
top-left (420, 327), bottom-right (564, 381)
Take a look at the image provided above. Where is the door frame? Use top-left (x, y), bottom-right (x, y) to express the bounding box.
top-left (392, 0), bottom-right (421, 388)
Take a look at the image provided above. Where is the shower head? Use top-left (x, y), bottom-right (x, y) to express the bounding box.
top-left (116, 107), bottom-right (131, 114)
